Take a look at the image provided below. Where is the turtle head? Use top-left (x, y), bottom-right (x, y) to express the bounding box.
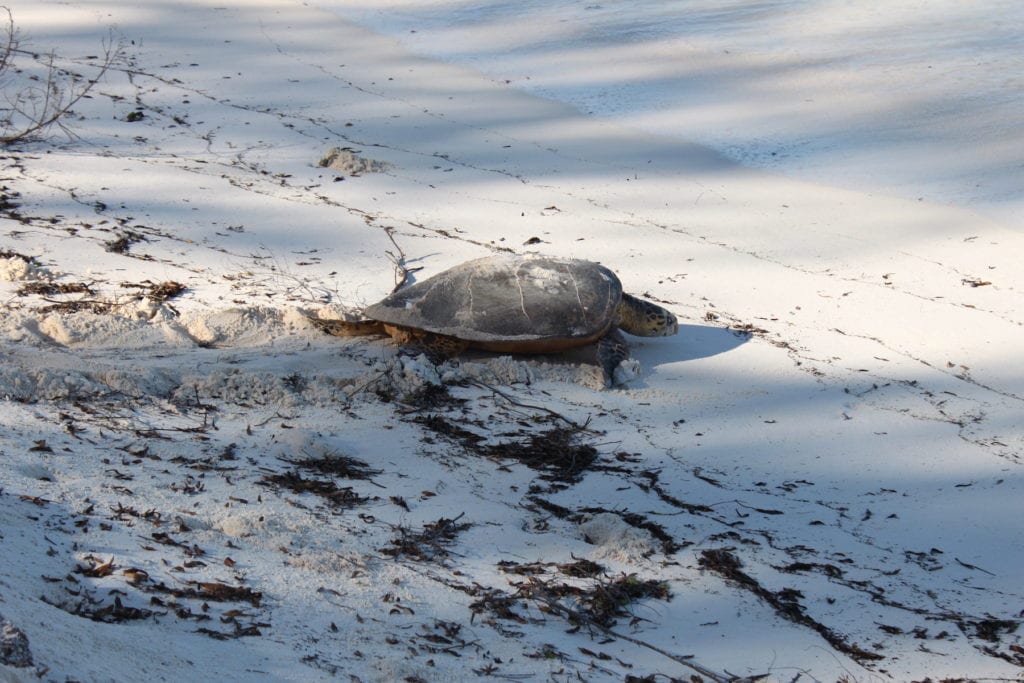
top-left (617, 293), bottom-right (678, 337)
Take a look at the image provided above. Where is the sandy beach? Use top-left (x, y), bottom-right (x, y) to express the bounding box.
top-left (1, 1), bottom-right (1021, 680)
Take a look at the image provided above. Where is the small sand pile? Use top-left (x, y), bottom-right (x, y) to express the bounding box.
top-left (579, 512), bottom-right (659, 562)
top-left (317, 147), bottom-right (390, 175)
top-left (0, 253), bottom-right (45, 282)
top-left (0, 614), bottom-right (33, 668)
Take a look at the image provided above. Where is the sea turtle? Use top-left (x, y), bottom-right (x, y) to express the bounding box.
top-left (310, 254), bottom-right (678, 387)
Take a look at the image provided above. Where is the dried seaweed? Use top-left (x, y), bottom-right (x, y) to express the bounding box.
top-left (37, 299), bottom-right (114, 314)
top-left (497, 558), bottom-right (605, 579)
top-left (74, 555), bottom-right (116, 578)
top-left (286, 451), bottom-right (381, 480)
top-left (968, 618), bottom-right (1019, 642)
top-left (416, 415), bottom-right (598, 483)
top-left (381, 514), bottom-right (471, 562)
top-left (468, 588), bottom-right (528, 626)
top-left (699, 548), bottom-right (884, 663)
top-left (81, 596), bottom-right (156, 623)
top-left (188, 582), bottom-right (263, 607)
top-left (121, 279), bottom-right (186, 303)
top-left (41, 593), bottom-right (157, 624)
top-left (104, 231), bottom-right (144, 254)
top-left (482, 426), bottom-right (597, 483)
top-left (134, 577), bottom-right (263, 607)
top-left (526, 495), bottom-right (574, 519)
top-left (196, 616), bottom-right (267, 640)
top-left (17, 281), bottom-right (94, 296)
top-left (0, 248), bottom-right (35, 262)
top-left (414, 414), bottom-right (485, 447)
top-left (400, 382), bottom-right (466, 411)
top-left (260, 470), bottom-right (373, 510)
top-left (477, 572), bottom-right (670, 629)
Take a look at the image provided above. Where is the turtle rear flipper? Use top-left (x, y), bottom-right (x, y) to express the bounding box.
top-left (307, 316), bottom-right (385, 337)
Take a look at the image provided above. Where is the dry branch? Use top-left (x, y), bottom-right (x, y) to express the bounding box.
top-left (0, 7), bottom-right (124, 144)
top-left (383, 226), bottom-right (421, 293)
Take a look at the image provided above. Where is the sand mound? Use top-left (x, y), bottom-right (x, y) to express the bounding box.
top-left (316, 147), bottom-right (390, 175)
top-left (0, 254), bottom-right (46, 282)
top-left (579, 512), bottom-right (658, 562)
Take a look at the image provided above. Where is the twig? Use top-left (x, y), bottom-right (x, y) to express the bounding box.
top-left (383, 226), bottom-right (421, 294)
top-left (0, 10), bottom-right (125, 144)
top-left (342, 369), bottom-right (388, 402)
top-left (0, 8), bottom-right (15, 76)
top-left (466, 379), bottom-right (595, 432)
top-left (529, 592), bottom-right (733, 682)
top-left (252, 411), bottom-right (299, 427)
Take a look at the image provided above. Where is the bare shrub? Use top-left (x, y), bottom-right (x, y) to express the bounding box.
top-left (0, 6), bottom-right (123, 144)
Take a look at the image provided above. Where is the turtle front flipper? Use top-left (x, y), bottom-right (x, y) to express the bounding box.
top-left (597, 328), bottom-right (632, 388)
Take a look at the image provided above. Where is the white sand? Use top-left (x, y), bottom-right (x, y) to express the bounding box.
top-left (314, 0), bottom-right (1024, 231)
top-left (0, 1), bottom-right (1020, 681)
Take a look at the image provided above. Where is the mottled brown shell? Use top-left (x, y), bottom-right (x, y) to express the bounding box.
top-left (363, 255), bottom-right (623, 348)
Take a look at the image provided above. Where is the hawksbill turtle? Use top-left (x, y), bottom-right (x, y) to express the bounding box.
top-left (310, 254), bottom-right (678, 387)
